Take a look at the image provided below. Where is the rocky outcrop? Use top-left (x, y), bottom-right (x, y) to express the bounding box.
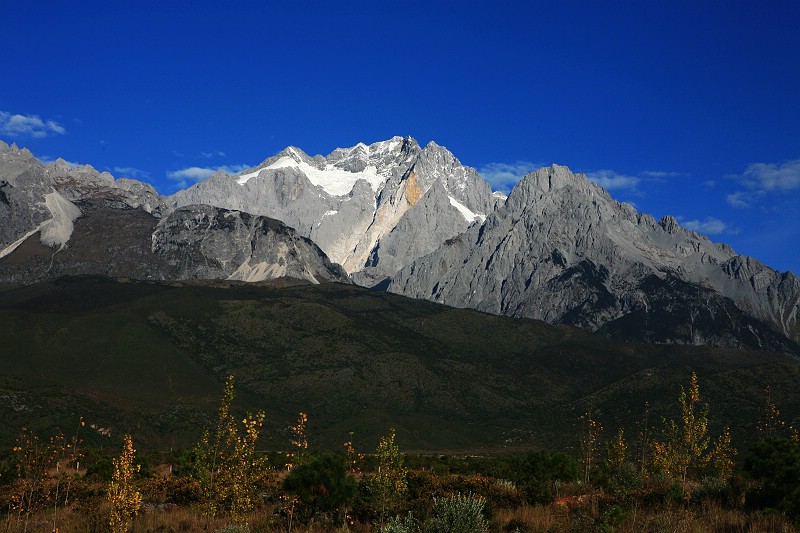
top-left (0, 142), bottom-right (349, 286)
top-left (388, 165), bottom-right (800, 351)
top-left (152, 205), bottom-right (348, 284)
top-left (0, 142), bottom-right (55, 255)
top-left (0, 141), bottom-right (168, 260)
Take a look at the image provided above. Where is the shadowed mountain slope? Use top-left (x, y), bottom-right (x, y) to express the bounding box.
top-left (1, 276), bottom-right (798, 452)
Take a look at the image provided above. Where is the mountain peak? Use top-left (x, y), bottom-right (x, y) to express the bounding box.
top-left (505, 164), bottom-right (587, 211)
top-left (4, 137), bottom-right (800, 353)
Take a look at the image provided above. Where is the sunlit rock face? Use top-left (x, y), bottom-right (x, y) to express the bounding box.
top-left (388, 165), bottom-right (800, 352)
top-left (170, 136), bottom-right (497, 283)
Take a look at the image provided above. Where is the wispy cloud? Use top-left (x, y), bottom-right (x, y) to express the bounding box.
top-left (166, 164), bottom-right (249, 188)
top-left (476, 161), bottom-right (542, 193)
top-left (586, 169), bottom-right (640, 191)
top-left (114, 166), bottom-right (150, 180)
top-left (682, 216), bottom-right (731, 235)
top-left (726, 191), bottom-right (753, 209)
top-left (741, 159), bottom-right (800, 192)
top-left (641, 170), bottom-right (682, 178)
top-left (0, 111), bottom-right (66, 139)
top-left (200, 150), bottom-right (226, 159)
top-left (36, 154), bottom-right (80, 166)
top-left (726, 158), bottom-right (800, 209)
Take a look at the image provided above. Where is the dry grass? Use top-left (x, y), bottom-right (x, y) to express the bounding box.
top-left (492, 500), bottom-right (797, 533)
top-left (3, 497), bottom-right (798, 533)
top-left (2, 503), bottom-right (374, 532)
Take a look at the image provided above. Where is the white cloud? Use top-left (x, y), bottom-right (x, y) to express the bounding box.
top-left (642, 170), bottom-right (682, 178)
top-left (586, 169), bottom-right (640, 190)
top-left (200, 150), bottom-right (226, 159)
top-left (36, 154), bottom-right (84, 167)
top-left (742, 159), bottom-right (800, 191)
top-left (726, 191), bottom-right (752, 209)
top-left (114, 166), bottom-right (150, 180)
top-left (0, 111), bottom-right (66, 138)
top-left (167, 167), bottom-right (216, 181)
top-left (682, 217), bottom-right (729, 235)
top-left (166, 164), bottom-right (250, 188)
top-left (725, 158), bottom-right (800, 209)
top-left (476, 161), bottom-right (542, 193)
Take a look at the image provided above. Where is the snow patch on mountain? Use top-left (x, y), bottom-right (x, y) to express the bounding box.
top-left (237, 158), bottom-right (385, 196)
top-left (449, 195), bottom-right (485, 223)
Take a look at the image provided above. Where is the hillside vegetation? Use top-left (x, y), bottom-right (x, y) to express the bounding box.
top-left (1, 276), bottom-right (798, 453)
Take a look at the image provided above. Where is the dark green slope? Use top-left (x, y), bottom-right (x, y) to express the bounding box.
top-left (0, 276), bottom-right (798, 453)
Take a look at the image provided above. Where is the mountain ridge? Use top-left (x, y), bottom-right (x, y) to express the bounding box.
top-left (1, 138), bottom-right (798, 352)
top-left (388, 164), bottom-right (800, 350)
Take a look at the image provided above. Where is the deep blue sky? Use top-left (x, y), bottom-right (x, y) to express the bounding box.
top-left (2, 1), bottom-right (798, 274)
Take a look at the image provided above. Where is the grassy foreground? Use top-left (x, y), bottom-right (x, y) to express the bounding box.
top-left (2, 374), bottom-right (800, 532)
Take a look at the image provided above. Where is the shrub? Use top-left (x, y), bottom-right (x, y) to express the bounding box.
top-left (605, 461), bottom-right (643, 503)
top-left (597, 503), bottom-right (626, 533)
top-left (744, 437), bottom-right (800, 516)
top-left (283, 452), bottom-right (356, 520)
top-left (423, 492), bottom-right (490, 533)
top-left (379, 513), bottom-right (418, 533)
top-left (513, 451), bottom-right (578, 504)
top-left (693, 476), bottom-right (731, 505)
top-left (84, 449), bottom-right (115, 481)
top-left (214, 524), bottom-right (251, 533)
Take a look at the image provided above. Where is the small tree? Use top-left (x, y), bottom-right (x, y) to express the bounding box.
top-left (373, 428), bottom-right (408, 523)
top-left (579, 407), bottom-right (603, 485)
top-left (193, 375), bottom-right (266, 523)
top-left (12, 428), bottom-right (60, 531)
top-left (710, 426), bottom-right (737, 479)
top-left (343, 431), bottom-right (363, 474)
top-left (286, 412), bottom-right (309, 471)
top-left (606, 428), bottom-right (628, 470)
top-left (108, 435), bottom-right (142, 533)
top-left (756, 386), bottom-right (785, 438)
top-left (651, 372), bottom-right (710, 483)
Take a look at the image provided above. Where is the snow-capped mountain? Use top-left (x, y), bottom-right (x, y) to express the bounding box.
top-left (170, 136), bottom-right (498, 283)
top-left (1, 137), bottom-right (799, 353)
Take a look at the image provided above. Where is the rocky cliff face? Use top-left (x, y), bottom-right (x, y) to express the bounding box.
top-left (1, 143), bottom-right (69, 255)
top-left (0, 142), bottom-right (348, 285)
top-left (152, 205), bottom-right (347, 283)
top-left (170, 136), bottom-right (497, 283)
top-left (388, 165), bottom-right (800, 351)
